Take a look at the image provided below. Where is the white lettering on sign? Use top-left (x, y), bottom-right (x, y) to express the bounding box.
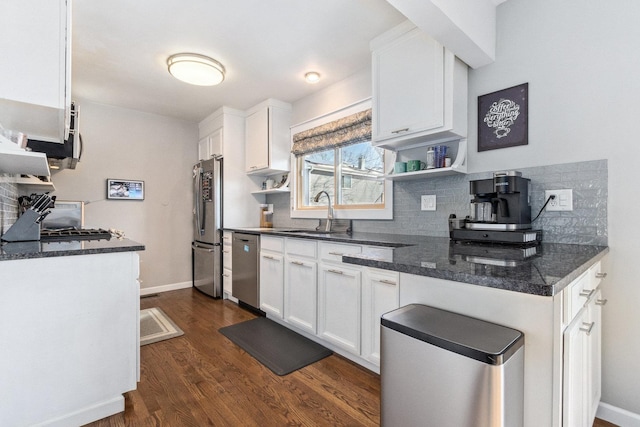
top-left (483, 98), bottom-right (521, 139)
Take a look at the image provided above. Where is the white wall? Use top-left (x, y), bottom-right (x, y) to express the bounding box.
top-left (292, 68), bottom-right (372, 125)
top-left (50, 99), bottom-right (198, 290)
top-left (468, 0), bottom-right (640, 416)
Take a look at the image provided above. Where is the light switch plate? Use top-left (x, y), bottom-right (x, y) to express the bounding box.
top-left (545, 189), bottom-right (573, 211)
top-left (421, 195), bottom-right (436, 211)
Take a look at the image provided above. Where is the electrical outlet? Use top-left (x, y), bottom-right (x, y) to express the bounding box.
top-left (421, 195), bottom-right (436, 211)
top-left (545, 189), bottom-right (573, 211)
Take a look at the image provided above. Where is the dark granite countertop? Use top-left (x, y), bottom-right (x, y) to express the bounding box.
top-left (225, 228), bottom-right (609, 296)
top-left (0, 238), bottom-right (145, 261)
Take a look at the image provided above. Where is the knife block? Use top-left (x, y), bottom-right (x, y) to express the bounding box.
top-left (1, 210), bottom-right (41, 242)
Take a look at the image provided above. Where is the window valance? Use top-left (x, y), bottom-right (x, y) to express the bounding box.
top-left (291, 108), bottom-right (372, 156)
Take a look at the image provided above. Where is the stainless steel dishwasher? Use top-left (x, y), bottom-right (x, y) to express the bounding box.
top-left (231, 233), bottom-right (260, 309)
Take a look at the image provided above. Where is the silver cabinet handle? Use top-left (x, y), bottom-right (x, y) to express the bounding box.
top-left (596, 299), bottom-right (608, 306)
top-left (391, 128), bottom-right (410, 134)
top-left (379, 279), bottom-right (397, 286)
top-left (580, 322), bottom-right (595, 336)
top-left (223, 250), bottom-right (230, 254)
top-left (328, 269), bottom-right (344, 275)
top-left (595, 272), bottom-right (607, 279)
top-left (222, 273), bottom-right (230, 277)
top-left (328, 252), bottom-right (344, 256)
top-left (262, 255), bottom-right (275, 260)
top-left (250, 166), bottom-right (258, 170)
top-left (579, 289), bottom-right (595, 299)
top-left (290, 260), bottom-right (304, 266)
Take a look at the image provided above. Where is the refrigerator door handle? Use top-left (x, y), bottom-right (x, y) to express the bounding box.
top-left (194, 166), bottom-right (203, 235)
top-left (192, 242), bottom-right (221, 252)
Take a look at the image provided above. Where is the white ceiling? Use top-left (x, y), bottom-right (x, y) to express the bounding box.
top-left (71, 0), bottom-right (407, 123)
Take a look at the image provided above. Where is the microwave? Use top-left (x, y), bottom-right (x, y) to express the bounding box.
top-left (26, 102), bottom-right (82, 171)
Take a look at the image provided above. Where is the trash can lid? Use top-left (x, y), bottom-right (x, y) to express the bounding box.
top-left (381, 304), bottom-right (524, 365)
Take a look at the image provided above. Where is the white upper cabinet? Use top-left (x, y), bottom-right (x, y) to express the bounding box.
top-left (0, 0), bottom-right (72, 143)
top-left (198, 128), bottom-right (222, 161)
top-left (371, 20), bottom-right (468, 151)
top-left (245, 99), bottom-right (291, 175)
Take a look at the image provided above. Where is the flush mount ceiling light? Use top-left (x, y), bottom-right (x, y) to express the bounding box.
top-left (167, 53), bottom-right (225, 86)
top-left (304, 71), bottom-right (321, 84)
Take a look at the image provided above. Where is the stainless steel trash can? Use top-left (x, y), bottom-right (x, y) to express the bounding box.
top-left (381, 304), bottom-right (524, 427)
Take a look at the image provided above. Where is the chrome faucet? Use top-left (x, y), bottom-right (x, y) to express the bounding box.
top-left (313, 190), bottom-right (333, 232)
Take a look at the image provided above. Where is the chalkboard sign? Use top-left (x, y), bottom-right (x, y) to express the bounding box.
top-left (478, 83), bottom-right (528, 152)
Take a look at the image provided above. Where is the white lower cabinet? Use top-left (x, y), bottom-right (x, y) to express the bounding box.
top-left (563, 283), bottom-right (604, 427)
top-left (284, 238), bottom-right (318, 334)
top-left (361, 268), bottom-right (399, 365)
top-left (284, 257), bottom-right (317, 333)
top-left (259, 251), bottom-right (284, 318)
top-left (222, 231), bottom-right (233, 297)
top-left (318, 263), bottom-right (362, 355)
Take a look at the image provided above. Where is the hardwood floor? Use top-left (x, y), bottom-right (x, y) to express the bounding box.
top-left (85, 288), bottom-right (617, 427)
top-left (85, 288), bottom-right (380, 426)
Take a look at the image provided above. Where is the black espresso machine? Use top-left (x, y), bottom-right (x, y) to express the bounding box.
top-left (450, 171), bottom-right (542, 245)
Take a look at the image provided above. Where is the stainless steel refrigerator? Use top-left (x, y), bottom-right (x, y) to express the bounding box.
top-left (192, 157), bottom-right (222, 297)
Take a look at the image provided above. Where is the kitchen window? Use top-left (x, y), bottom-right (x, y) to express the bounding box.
top-left (291, 100), bottom-right (393, 220)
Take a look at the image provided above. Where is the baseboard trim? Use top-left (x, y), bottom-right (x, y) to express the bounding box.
top-left (35, 395), bottom-right (124, 427)
top-left (140, 281), bottom-right (192, 296)
top-left (598, 402), bottom-right (640, 427)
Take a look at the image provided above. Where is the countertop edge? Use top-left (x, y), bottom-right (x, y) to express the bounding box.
top-left (0, 239), bottom-right (145, 261)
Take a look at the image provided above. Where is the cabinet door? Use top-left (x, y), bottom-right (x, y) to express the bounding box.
top-left (318, 263), bottom-right (362, 355)
top-left (372, 28), bottom-right (445, 141)
top-left (588, 289), bottom-right (603, 423)
top-left (198, 137), bottom-right (210, 161)
top-left (361, 268), bottom-right (399, 365)
top-left (1, 0), bottom-right (71, 141)
top-left (245, 108), bottom-right (269, 172)
top-left (198, 128), bottom-right (223, 161)
top-left (260, 252), bottom-right (284, 318)
top-left (563, 309), bottom-right (589, 427)
top-left (284, 257), bottom-right (317, 334)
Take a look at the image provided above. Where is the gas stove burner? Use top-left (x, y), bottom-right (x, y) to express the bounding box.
top-left (40, 228), bottom-right (112, 242)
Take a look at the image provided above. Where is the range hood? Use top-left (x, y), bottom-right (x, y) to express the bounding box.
top-left (26, 102), bottom-right (82, 171)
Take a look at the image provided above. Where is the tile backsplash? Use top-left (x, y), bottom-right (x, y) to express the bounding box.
top-left (0, 181), bottom-right (19, 235)
top-left (267, 159), bottom-right (608, 246)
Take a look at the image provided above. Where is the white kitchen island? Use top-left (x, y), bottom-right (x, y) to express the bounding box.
top-left (0, 239), bottom-right (144, 427)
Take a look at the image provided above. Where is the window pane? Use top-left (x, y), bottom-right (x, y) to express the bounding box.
top-left (299, 149), bottom-right (335, 208)
top-left (337, 142), bottom-right (385, 205)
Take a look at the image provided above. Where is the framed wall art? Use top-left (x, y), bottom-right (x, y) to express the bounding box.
top-left (478, 83), bottom-right (528, 152)
top-left (107, 179), bottom-right (145, 200)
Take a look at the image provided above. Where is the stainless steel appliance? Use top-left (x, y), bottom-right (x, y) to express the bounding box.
top-left (192, 157), bottom-right (223, 298)
top-left (26, 102), bottom-right (82, 171)
top-left (231, 232), bottom-right (260, 309)
top-left (381, 304), bottom-right (524, 427)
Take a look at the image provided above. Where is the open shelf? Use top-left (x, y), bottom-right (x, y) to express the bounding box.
top-left (385, 166), bottom-right (466, 181)
top-left (251, 187), bottom-right (290, 195)
top-left (385, 138), bottom-right (467, 181)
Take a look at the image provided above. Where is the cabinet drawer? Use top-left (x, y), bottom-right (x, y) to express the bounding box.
top-left (261, 235), bottom-right (284, 253)
top-left (319, 242), bottom-right (362, 263)
top-left (564, 271), bottom-right (593, 325)
top-left (286, 238), bottom-right (317, 259)
top-left (589, 261), bottom-right (605, 288)
top-left (222, 245), bottom-right (232, 270)
top-left (222, 267), bottom-right (233, 294)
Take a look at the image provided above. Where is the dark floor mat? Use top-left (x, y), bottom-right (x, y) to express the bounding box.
top-left (219, 317), bottom-right (332, 376)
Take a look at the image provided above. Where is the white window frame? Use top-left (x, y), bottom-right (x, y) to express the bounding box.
top-left (290, 98), bottom-right (393, 220)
